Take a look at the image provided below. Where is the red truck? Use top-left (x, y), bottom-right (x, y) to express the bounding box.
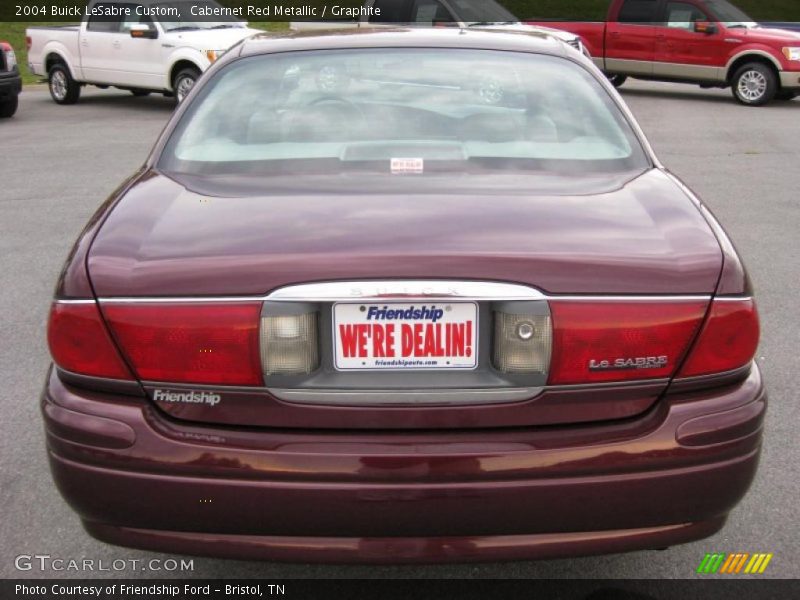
top-left (532, 0), bottom-right (800, 106)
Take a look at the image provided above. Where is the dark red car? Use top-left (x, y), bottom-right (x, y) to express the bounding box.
top-left (43, 28), bottom-right (765, 563)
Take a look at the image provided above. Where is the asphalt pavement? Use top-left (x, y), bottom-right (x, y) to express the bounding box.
top-left (0, 81), bottom-right (797, 579)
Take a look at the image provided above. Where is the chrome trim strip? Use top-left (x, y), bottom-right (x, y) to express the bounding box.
top-left (99, 297), bottom-right (264, 304)
top-left (96, 280), bottom-right (724, 304)
top-left (53, 299), bottom-right (97, 305)
top-left (714, 296), bottom-right (754, 302)
top-left (265, 281), bottom-right (546, 302)
top-left (548, 295), bottom-right (710, 302)
top-left (266, 387), bottom-right (542, 406)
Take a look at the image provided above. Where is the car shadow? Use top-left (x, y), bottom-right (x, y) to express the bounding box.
top-left (70, 92), bottom-right (176, 112)
top-left (621, 86), bottom-right (798, 108)
top-left (619, 87), bottom-right (735, 106)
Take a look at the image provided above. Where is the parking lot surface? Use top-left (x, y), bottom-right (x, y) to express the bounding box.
top-left (1, 81), bottom-right (797, 579)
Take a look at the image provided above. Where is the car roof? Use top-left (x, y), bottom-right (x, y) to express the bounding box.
top-left (238, 27), bottom-right (570, 59)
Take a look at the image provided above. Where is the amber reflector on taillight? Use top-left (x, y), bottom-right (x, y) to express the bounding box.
top-left (548, 301), bottom-right (708, 385)
top-left (47, 302), bottom-right (134, 380)
top-left (102, 302), bottom-right (263, 386)
top-left (678, 298), bottom-right (759, 378)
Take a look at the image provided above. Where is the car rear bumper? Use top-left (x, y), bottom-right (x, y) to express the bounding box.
top-left (0, 71), bottom-right (22, 98)
top-left (42, 366), bottom-right (766, 563)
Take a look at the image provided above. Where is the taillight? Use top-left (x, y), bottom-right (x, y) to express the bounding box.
top-left (548, 301), bottom-right (707, 385)
top-left (26, 37), bottom-right (32, 52)
top-left (678, 298), bottom-right (759, 378)
top-left (493, 312), bottom-right (551, 374)
top-left (102, 303), bottom-right (263, 386)
top-left (1, 43), bottom-right (16, 71)
top-left (261, 312), bottom-right (319, 375)
top-left (47, 302), bottom-right (134, 380)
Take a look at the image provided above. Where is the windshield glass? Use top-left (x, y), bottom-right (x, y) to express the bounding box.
top-left (450, 0), bottom-right (517, 24)
top-left (705, 0), bottom-right (756, 27)
top-left (160, 49), bottom-right (649, 178)
top-left (155, 1), bottom-right (242, 31)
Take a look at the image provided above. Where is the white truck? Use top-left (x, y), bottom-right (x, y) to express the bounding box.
top-left (291, 0), bottom-right (588, 56)
top-left (27, 0), bottom-right (259, 105)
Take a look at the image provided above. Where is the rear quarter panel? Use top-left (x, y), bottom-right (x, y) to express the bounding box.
top-left (26, 26), bottom-right (82, 78)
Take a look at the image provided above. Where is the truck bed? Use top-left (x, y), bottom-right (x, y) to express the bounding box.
top-left (26, 25), bottom-right (82, 79)
top-left (526, 21), bottom-right (606, 59)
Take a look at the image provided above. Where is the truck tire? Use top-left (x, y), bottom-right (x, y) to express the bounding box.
top-left (731, 62), bottom-right (777, 106)
top-left (172, 67), bottom-right (200, 104)
top-left (48, 63), bottom-right (81, 105)
top-left (607, 74), bottom-right (627, 88)
top-left (0, 96), bottom-right (18, 118)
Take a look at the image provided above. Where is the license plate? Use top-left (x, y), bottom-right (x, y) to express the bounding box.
top-left (333, 302), bottom-right (478, 371)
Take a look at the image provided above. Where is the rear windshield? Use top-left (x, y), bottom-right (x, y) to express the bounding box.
top-left (159, 48), bottom-right (650, 178)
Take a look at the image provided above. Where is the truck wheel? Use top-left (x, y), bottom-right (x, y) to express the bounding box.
top-left (130, 89), bottom-right (151, 97)
top-left (0, 96), bottom-right (18, 118)
top-left (732, 63), bottom-right (776, 106)
top-left (48, 63), bottom-right (81, 105)
top-left (607, 74), bottom-right (627, 88)
top-left (173, 67), bottom-right (200, 104)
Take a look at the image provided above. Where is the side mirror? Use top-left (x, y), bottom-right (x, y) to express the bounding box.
top-left (130, 24), bottom-right (158, 39)
top-left (694, 21), bottom-right (717, 34)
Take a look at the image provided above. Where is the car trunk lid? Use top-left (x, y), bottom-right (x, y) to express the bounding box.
top-left (88, 168), bottom-right (722, 430)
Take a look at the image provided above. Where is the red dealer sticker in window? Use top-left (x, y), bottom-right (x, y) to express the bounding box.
top-left (333, 302), bottom-right (478, 371)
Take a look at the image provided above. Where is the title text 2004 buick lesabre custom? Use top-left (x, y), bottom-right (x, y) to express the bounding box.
top-left (43, 28), bottom-right (765, 563)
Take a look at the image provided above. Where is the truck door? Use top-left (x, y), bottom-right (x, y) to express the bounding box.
top-left (79, 4), bottom-right (126, 84)
top-left (116, 7), bottom-right (164, 90)
top-left (653, 1), bottom-right (726, 82)
top-left (605, 0), bottom-right (664, 76)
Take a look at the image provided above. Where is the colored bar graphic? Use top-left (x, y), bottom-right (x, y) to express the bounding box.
top-left (720, 553), bottom-right (737, 573)
top-left (758, 553), bottom-right (773, 574)
top-left (700, 553), bottom-right (774, 575)
top-left (734, 553), bottom-right (749, 573)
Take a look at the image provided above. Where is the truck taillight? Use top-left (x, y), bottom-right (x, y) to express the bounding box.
top-left (102, 303), bottom-right (263, 386)
top-left (548, 301), bottom-right (708, 385)
top-left (678, 298), bottom-right (759, 378)
top-left (47, 302), bottom-right (134, 380)
top-left (26, 36), bottom-right (32, 52)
